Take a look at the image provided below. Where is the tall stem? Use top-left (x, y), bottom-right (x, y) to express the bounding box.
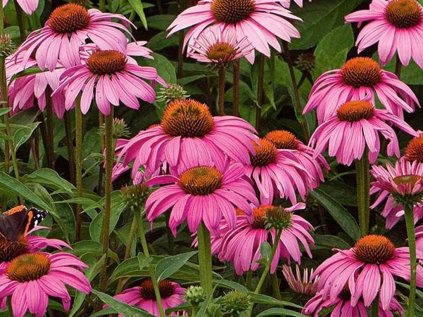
top-left (270, 273), bottom-right (281, 300)
top-left (282, 42), bottom-right (310, 141)
top-left (99, 0), bottom-right (106, 11)
top-left (98, 113), bottom-right (105, 195)
top-left (356, 150), bottom-right (370, 236)
top-left (64, 112), bottom-right (76, 185)
top-left (371, 300), bottom-right (379, 317)
top-left (197, 223), bottom-right (213, 296)
top-left (256, 55), bottom-right (265, 130)
top-left (75, 103), bottom-right (84, 242)
top-left (404, 203), bottom-right (416, 317)
top-left (138, 211), bottom-right (166, 317)
top-left (99, 110), bottom-right (114, 292)
top-left (13, 0), bottom-right (26, 41)
top-left (247, 228), bottom-right (283, 317)
top-left (395, 55), bottom-right (402, 78)
top-left (233, 60), bottom-right (240, 117)
top-left (45, 90), bottom-right (55, 168)
top-left (217, 66), bottom-right (226, 115)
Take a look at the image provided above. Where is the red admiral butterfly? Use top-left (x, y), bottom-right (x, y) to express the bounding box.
top-left (0, 205), bottom-right (47, 241)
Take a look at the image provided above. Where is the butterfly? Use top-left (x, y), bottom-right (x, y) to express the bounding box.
top-left (0, 205), bottom-right (48, 241)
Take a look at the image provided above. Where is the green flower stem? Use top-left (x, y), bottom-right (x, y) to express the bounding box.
top-left (356, 151), bottom-right (370, 236)
top-left (64, 112), bottom-right (76, 185)
top-left (404, 203), bottom-right (416, 317)
top-left (74, 102), bottom-right (84, 242)
top-left (197, 222), bottom-right (213, 297)
top-left (282, 42), bottom-right (310, 141)
top-left (218, 66), bottom-right (226, 115)
top-left (98, 113), bottom-right (105, 196)
top-left (233, 60), bottom-right (240, 117)
top-left (256, 54), bottom-right (265, 130)
top-left (137, 211), bottom-right (166, 317)
top-left (45, 90), bottom-right (55, 169)
top-left (99, 0), bottom-right (106, 11)
top-left (371, 300), bottom-right (378, 317)
top-left (13, 0), bottom-right (26, 41)
top-left (99, 110), bottom-right (114, 292)
top-left (395, 55), bottom-right (402, 78)
top-left (270, 273), bottom-right (281, 300)
top-left (247, 228), bottom-right (283, 317)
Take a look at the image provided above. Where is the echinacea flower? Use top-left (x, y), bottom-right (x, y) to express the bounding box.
top-left (246, 139), bottom-right (313, 204)
top-left (55, 47), bottom-right (164, 116)
top-left (167, 0), bottom-right (301, 60)
top-left (371, 158), bottom-right (423, 228)
top-left (188, 25), bottom-right (254, 64)
top-left (218, 204), bottom-right (314, 275)
top-left (15, 3), bottom-right (132, 70)
top-left (312, 235), bottom-right (423, 310)
top-left (3, 0), bottom-right (39, 15)
top-left (264, 130), bottom-right (329, 189)
top-left (145, 160), bottom-right (258, 235)
top-left (282, 265), bottom-right (318, 297)
top-left (303, 57), bottom-right (420, 122)
top-left (113, 279), bottom-right (186, 317)
top-left (309, 100), bottom-right (417, 166)
top-left (0, 252), bottom-right (91, 317)
top-left (345, 0), bottom-right (423, 69)
top-left (116, 99), bottom-right (258, 179)
top-left (6, 54), bottom-right (66, 118)
top-left (303, 289), bottom-right (404, 317)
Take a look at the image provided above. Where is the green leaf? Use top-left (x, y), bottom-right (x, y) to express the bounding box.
top-left (127, 0), bottom-right (148, 29)
top-left (249, 293), bottom-right (303, 309)
top-left (0, 172), bottom-right (51, 211)
top-left (24, 168), bottom-right (75, 193)
top-left (92, 290), bottom-right (155, 317)
top-left (12, 122), bottom-right (40, 152)
top-left (310, 188), bottom-right (360, 241)
top-left (137, 253), bottom-right (153, 272)
top-left (0, 108), bottom-right (10, 116)
top-left (8, 66), bottom-right (45, 83)
top-left (155, 251), bottom-right (197, 281)
top-left (143, 53), bottom-right (177, 83)
top-left (313, 234), bottom-right (351, 249)
top-left (256, 308), bottom-right (306, 317)
top-left (214, 279), bottom-right (248, 292)
top-left (147, 15), bottom-right (175, 31)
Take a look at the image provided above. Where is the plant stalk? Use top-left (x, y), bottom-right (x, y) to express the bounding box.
top-left (404, 203), bottom-right (416, 317)
top-left (45, 90), bottom-right (55, 168)
top-left (356, 150), bottom-right (370, 236)
top-left (233, 60), bottom-right (240, 117)
top-left (371, 300), bottom-right (379, 317)
top-left (75, 103), bottom-right (84, 242)
top-left (256, 54), bottom-right (265, 130)
top-left (13, 0), bottom-right (26, 41)
top-left (217, 66), bottom-right (226, 115)
top-left (64, 112), bottom-right (76, 185)
top-left (197, 222), bottom-right (213, 297)
top-left (395, 55), bottom-right (402, 78)
top-left (99, 110), bottom-right (114, 292)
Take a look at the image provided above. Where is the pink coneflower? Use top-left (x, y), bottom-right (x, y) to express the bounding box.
top-left (114, 279), bottom-right (186, 317)
top-left (303, 57), bottom-right (420, 122)
top-left (145, 160), bottom-right (259, 235)
top-left (282, 265), bottom-right (318, 296)
top-left (6, 55), bottom-right (66, 118)
top-left (188, 25), bottom-right (254, 64)
top-left (116, 99), bottom-right (258, 179)
top-left (303, 289), bottom-right (404, 317)
top-left (371, 158), bottom-right (423, 228)
top-left (345, 0), bottom-right (423, 69)
top-left (3, 0), bottom-right (38, 15)
top-left (264, 130), bottom-right (329, 189)
top-left (167, 0), bottom-right (301, 60)
top-left (309, 100), bottom-right (417, 166)
top-left (55, 47), bottom-right (164, 116)
top-left (15, 3), bottom-right (132, 70)
top-left (0, 252), bottom-right (91, 317)
top-left (312, 235), bottom-right (423, 310)
top-left (246, 139), bottom-right (314, 204)
top-left (218, 204), bottom-right (314, 275)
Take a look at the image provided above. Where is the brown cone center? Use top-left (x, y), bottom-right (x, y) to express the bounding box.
top-left (264, 130), bottom-right (299, 150)
top-left (337, 101), bottom-right (374, 122)
top-left (211, 0), bottom-right (255, 24)
top-left (140, 279), bottom-right (175, 300)
top-left (206, 42), bottom-right (237, 63)
top-left (7, 253), bottom-right (50, 282)
top-left (405, 135), bottom-right (423, 163)
top-left (87, 50), bottom-right (127, 75)
top-left (354, 235), bottom-right (395, 264)
top-left (250, 139), bottom-right (278, 167)
top-left (386, 0), bottom-right (422, 28)
top-left (48, 4), bottom-right (90, 34)
top-left (179, 167), bottom-right (223, 195)
top-left (341, 57), bottom-right (382, 88)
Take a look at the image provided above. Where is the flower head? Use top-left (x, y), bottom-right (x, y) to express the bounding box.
top-left (168, 0), bottom-right (301, 61)
top-left (55, 44), bottom-right (164, 116)
top-left (303, 57), bottom-right (420, 123)
top-left (345, 0), bottom-right (423, 69)
top-left (312, 234), bottom-right (423, 310)
top-left (264, 130), bottom-right (329, 189)
top-left (309, 100), bottom-right (416, 166)
top-left (0, 252), bottom-right (91, 317)
top-left (405, 133), bottom-right (423, 163)
top-left (113, 279), bottom-right (186, 317)
top-left (218, 203), bottom-right (314, 275)
top-left (188, 25), bottom-right (253, 65)
top-left (145, 161), bottom-right (258, 235)
top-left (0, 34), bottom-right (15, 57)
top-left (221, 291), bottom-right (250, 315)
top-left (246, 138), bottom-right (314, 204)
top-left (15, 4), bottom-right (133, 70)
top-left (282, 265), bottom-right (318, 297)
top-left (115, 99), bottom-right (258, 179)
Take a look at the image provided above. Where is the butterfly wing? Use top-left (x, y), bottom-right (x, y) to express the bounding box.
top-left (0, 206), bottom-right (47, 241)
